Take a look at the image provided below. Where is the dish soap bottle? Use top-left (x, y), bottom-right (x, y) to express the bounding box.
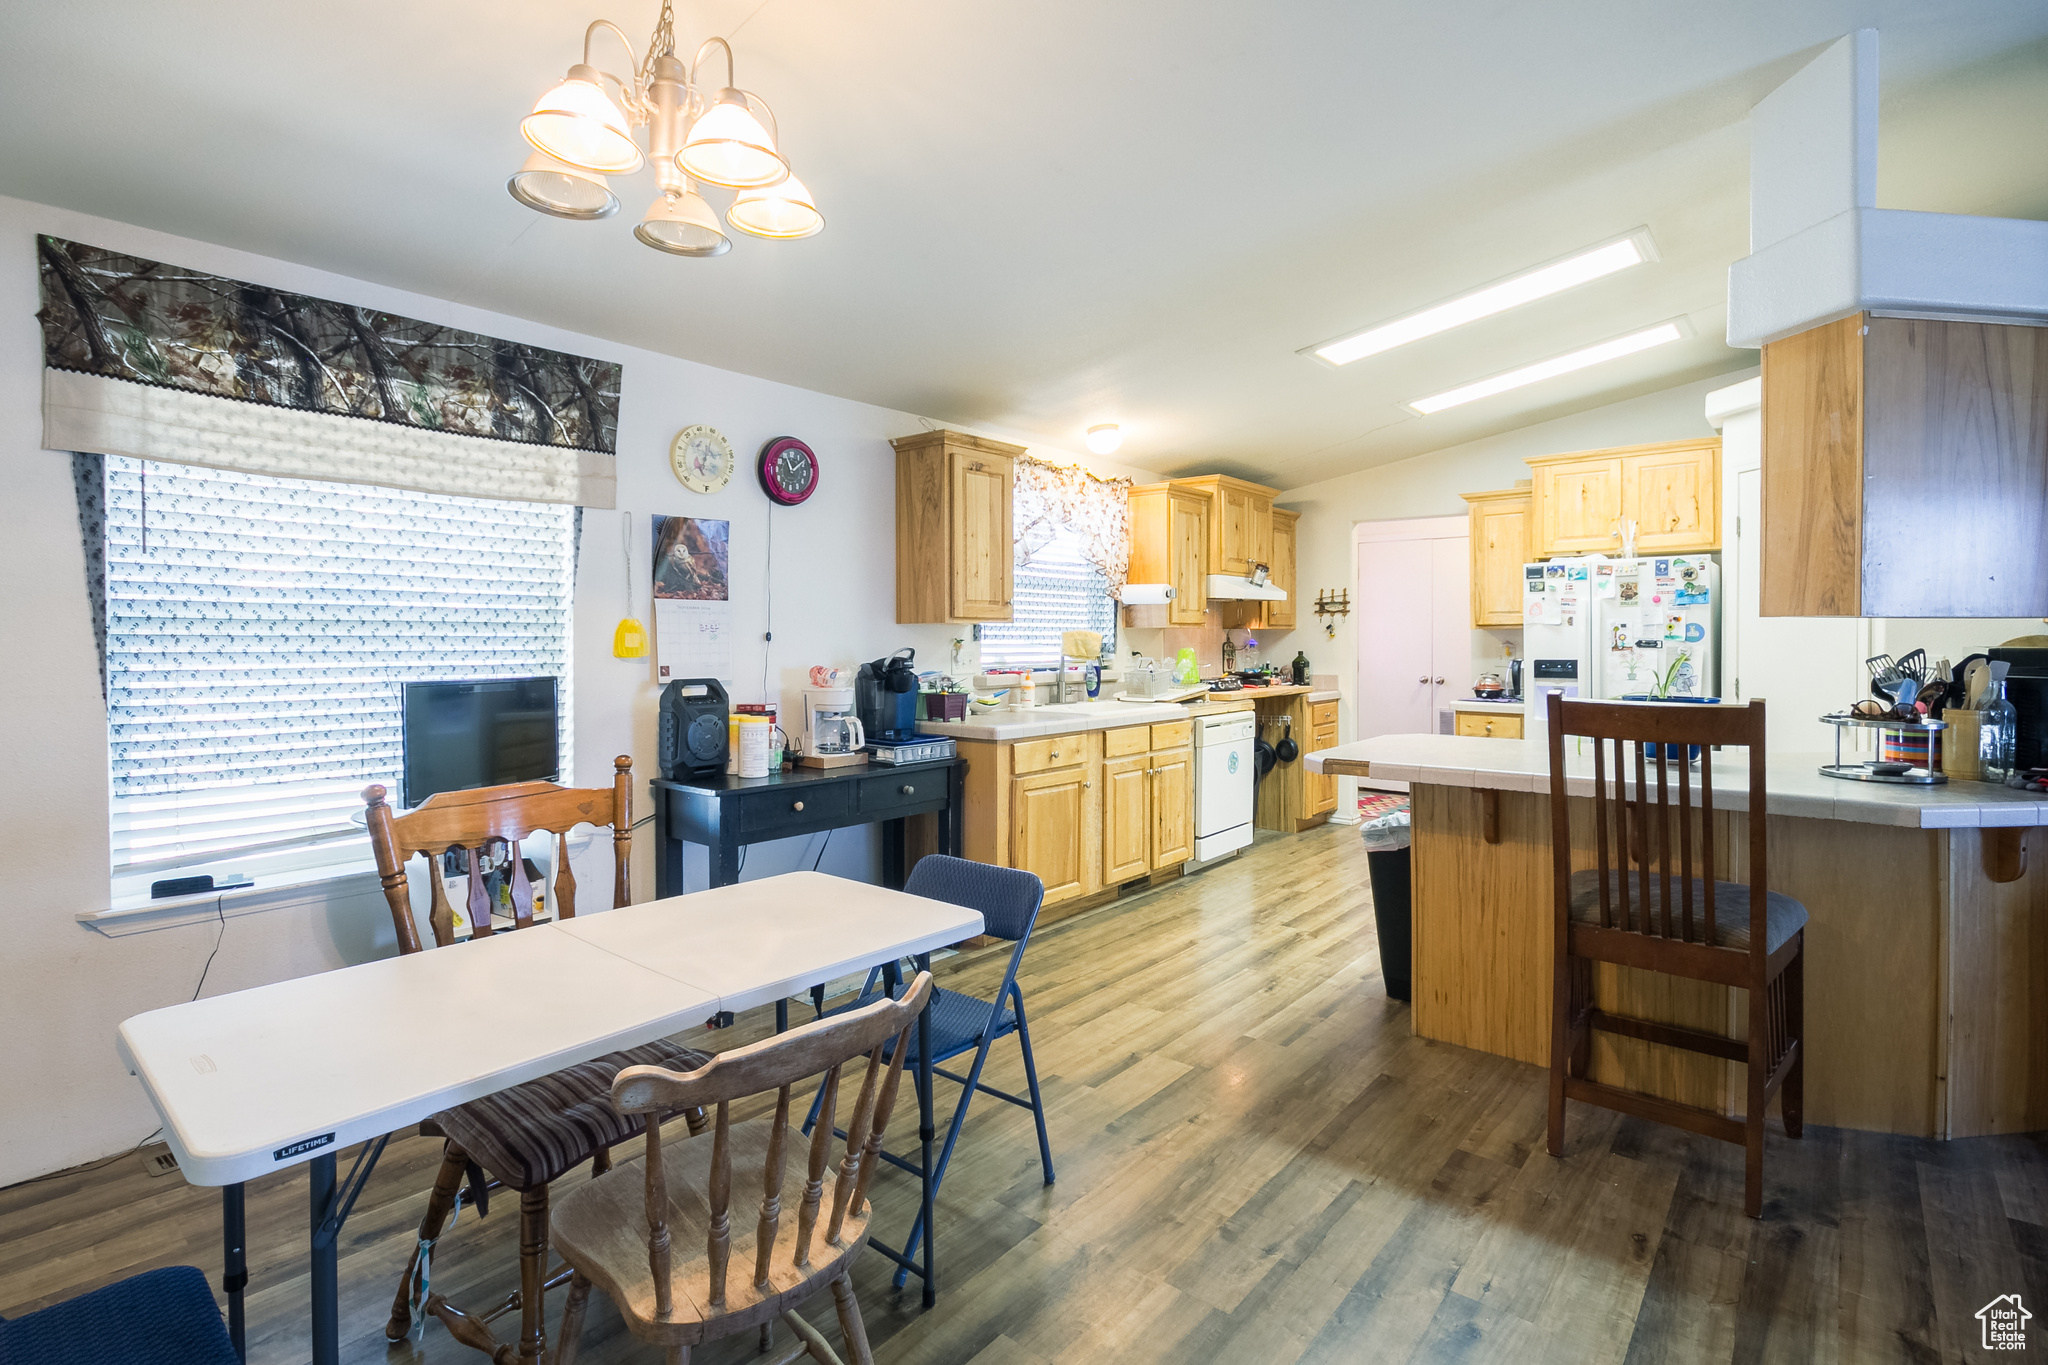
top-left (1980, 661), bottom-right (2018, 785)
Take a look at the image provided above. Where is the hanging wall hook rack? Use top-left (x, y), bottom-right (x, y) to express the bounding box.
top-left (1313, 589), bottom-right (1351, 637)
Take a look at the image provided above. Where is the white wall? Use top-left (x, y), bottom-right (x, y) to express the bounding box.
top-left (1279, 369), bottom-right (1758, 810)
top-left (0, 194), bottom-right (1128, 1185)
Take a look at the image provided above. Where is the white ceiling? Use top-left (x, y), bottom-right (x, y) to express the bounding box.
top-left (3, 1), bottom-right (2045, 488)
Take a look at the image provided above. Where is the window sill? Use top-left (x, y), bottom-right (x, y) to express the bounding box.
top-left (79, 856), bottom-right (386, 937)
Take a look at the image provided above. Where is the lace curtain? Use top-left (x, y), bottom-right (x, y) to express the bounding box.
top-left (1014, 455), bottom-right (1133, 598)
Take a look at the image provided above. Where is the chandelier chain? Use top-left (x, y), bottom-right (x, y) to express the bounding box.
top-left (643, 0), bottom-right (678, 76)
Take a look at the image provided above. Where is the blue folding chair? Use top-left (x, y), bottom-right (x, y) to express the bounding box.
top-left (0, 1265), bottom-right (241, 1365)
top-left (804, 854), bottom-right (1054, 1286)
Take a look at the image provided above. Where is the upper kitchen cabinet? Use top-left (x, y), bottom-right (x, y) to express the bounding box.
top-left (1261, 508), bottom-right (1299, 628)
top-left (1126, 483), bottom-right (1209, 625)
top-left (1172, 474), bottom-right (1277, 578)
top-left (893, 430), bottom-right (1021, 623)
top-left (1526, 440), bottom-right (1720, 559)
top-left (1763, 313), bottom-right (2048, 618)
top-left (1460, 489), bottom-right (1529, 628)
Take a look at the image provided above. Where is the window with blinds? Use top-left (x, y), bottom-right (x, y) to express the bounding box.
top-left (103, 456), bottom-right (575, 885)
top-left (977, 526), bottom-right (1116, 670)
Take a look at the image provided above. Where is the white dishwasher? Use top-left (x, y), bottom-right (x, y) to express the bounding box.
top-left (1189, 710), bottom-right (1256, 868)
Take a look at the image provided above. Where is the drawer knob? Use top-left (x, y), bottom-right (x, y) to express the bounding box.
top-left (1050, 750), bottom-right (1060, 759)
top-left (792, 800), bottom-right (805, 812)
top-left (900, 784), bottom-right (915, 795)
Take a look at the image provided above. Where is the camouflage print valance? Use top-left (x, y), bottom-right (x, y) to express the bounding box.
top-left (35, 235), bottom-right (621, 507)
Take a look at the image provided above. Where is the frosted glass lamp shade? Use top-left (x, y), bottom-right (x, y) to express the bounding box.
top-left (636, 190), bottom-right (732, 256)
top-left (678, 90), bottom-right (788, 188)
top-left (507, 150), bottom-right (620, 220)
top-left (522, 65), bottom-right (643, 173)
top-left (728, 174), bottom-right (823, 239)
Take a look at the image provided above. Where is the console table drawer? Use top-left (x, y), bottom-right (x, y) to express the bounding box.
top-left (858, 772), bottom-right (942, 817)
top-left (738, 785), bottom-right (850, 834)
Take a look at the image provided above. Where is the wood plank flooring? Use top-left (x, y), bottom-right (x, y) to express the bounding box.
top-left (6, 822), bottom-right (2048, 1362)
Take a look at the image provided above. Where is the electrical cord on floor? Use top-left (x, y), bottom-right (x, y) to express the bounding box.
top-left (3, 1124), bottom-right (167, 1191)
top-left (812, 829), bottom-right (832, 871)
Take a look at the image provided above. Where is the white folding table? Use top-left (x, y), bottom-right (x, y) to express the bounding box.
top-left (116, 871), bottom-right (983, 1365)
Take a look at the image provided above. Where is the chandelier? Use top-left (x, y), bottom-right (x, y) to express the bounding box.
top-left (507, 1), bottom-right (821, 256)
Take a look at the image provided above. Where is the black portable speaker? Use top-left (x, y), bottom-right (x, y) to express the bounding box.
top-left (660, 678), bottom-right (730, 779)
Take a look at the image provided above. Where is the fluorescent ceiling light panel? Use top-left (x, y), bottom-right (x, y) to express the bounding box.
top-left (1308, 229), bottom-right (1658, 367)
top-left (1407, 319), bottom-right (1689, 415)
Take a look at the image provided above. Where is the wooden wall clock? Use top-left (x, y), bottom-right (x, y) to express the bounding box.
top-left (759, 436), bottom-right (819, 505)
top-left (670, 425), bottom-right (734, 493)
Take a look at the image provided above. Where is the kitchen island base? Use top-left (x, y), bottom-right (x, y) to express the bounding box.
top-left (1409, 783), bottom-right (2048, 1138)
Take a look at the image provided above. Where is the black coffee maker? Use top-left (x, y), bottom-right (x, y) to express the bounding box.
top-left (857, 647), bottom-right (921, 742)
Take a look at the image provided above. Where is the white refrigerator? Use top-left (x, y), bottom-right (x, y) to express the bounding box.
top-left (1521, 557), bottom-right (1601, 741)
top-left (1594, 556), bottom-right (1720, 700)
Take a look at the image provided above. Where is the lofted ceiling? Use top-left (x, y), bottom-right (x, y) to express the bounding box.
top-left (2, 2), bottom-right (2045, 489)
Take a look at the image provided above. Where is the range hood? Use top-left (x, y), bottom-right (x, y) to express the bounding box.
top-left (1205, 574), bottom-right (1287, 602)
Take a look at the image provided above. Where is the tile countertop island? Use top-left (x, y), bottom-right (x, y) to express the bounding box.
top-left (1307, 732), bottom-right (2048, 1140)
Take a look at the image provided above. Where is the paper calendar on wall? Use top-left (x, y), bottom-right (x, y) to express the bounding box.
top-left (652, 515), bottom-right (732, 682)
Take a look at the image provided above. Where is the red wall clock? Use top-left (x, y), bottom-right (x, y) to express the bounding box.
top-left (758, 436), bottom-right (819, 505)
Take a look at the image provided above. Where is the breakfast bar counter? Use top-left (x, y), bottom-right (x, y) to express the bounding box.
top-left (1309, 733), bottom-right (2048, 1138)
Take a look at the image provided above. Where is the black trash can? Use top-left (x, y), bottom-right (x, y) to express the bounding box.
top-left (1361, 802), bottom-right (1413, 1001)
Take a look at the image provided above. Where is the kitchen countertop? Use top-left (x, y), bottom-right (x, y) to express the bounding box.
top-left (917, 684), bottom-right (1316, 741)
top-left (1450, 696), bottom-right (1524, 711)
top-left (1306, 732), bottom-right (2048, 829)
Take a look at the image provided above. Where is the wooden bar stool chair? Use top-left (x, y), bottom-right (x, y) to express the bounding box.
top-left (549, 972), bottom-right (936, 1365)
top-left (365, 756), bottom-right (710, 1363)
top-left (1544, 696), bottom-right (1807, 1219)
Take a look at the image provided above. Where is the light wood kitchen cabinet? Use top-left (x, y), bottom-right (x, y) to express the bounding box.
top-left (1100, 751), bottom-right (1152, 884)
top-left (1460, 489), bottom-right (1530, 627)
top-left (892, 429), bottom-right (1022, 623)
top-left (1255, 693), bottom-right (1339, 833)
top-left (1762, 313), bottom-right (2048, 617)
top-left (1453, 710), bottom-right (1524, 739)
top-left (1125, 484), bottom-right (1209, 625)
top-left (1525, 440), bottom-right (1719, 559)
top-left (1148, 742), bottom-right (1194, 867)
top-left (1171, 474), bottom-right (1278, 578)
top-left (1260, 508), bottom-right (1299, 629)
top-left (1009, 764), bottom-right (1095, 905)
top-left (958, 720), bottom-right (1196, 922)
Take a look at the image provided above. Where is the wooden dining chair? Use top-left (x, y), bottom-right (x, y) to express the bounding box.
top-left (364, 756), bottom-right (710, 1363)
top-left (1545, 695), bottom-right (1807, 1218)
top-left (549, 972), bottom-right (935, 1365)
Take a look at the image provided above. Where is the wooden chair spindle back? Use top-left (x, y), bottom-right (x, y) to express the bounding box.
top-left (363, 755), bottom-right (635, 954)
top-left (610, 974), bottom-right (933, 1316)
top-left (1548, 697), bottom-right (1769, 956)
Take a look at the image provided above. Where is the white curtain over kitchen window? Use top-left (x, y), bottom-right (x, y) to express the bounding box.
top-left (99, 455), bottom-right (575, 884)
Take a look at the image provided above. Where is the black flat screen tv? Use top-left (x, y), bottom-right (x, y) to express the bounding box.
top-left (402, 677), bottom-right (560, 807)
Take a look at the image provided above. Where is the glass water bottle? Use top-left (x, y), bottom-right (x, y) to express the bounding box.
top-left (1981, 675), bottom-right (2019, 785)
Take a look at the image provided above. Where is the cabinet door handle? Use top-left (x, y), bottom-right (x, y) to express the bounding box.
top-left (1418, 676), bottom-right (1430, 684)
top-left (1084, 781), bottom-right (1092, 789)
top-left (1049, 750), bottom-right (1060, 759)
top-left (1435, 677), bottom-right (1445, 685)
top-left (899, 784), bottom-right (915, 795)
top-left (792, 800), bottom-right (805, 812)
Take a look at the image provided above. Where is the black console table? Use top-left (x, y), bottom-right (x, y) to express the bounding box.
top-left (651, 757), bottom-right (966, 897)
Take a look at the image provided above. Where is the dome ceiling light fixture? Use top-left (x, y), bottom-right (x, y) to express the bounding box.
top-left (1085, 424), bottom-right (1123, 455)
top-left (508, 1), bottom-right (817, 256)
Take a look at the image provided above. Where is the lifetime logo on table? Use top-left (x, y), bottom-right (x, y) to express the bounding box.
top-left (1980, 1294), bottom-right (2032, 1351)
top-left (274, 1133), bottom-right (337, 1161)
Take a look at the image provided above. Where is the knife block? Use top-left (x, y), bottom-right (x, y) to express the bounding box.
top-left (1945, 711), bottom-right (1982, 781)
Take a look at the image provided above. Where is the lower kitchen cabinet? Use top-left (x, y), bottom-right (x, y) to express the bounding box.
top-left (1453, 709), bottom-right (1524, 739)
top-left (957, 721), bottom-right (1199, 923)
top-left (1101, 750), bottom-right (1153, 883)
top-left (1256, 694), bottom-right (1341, 833)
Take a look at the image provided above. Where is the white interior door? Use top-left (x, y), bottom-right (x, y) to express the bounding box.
top-left (1357, 536), bottom-right (1435, 743)
top-left (1430, 536), bottom-right (1471, 727)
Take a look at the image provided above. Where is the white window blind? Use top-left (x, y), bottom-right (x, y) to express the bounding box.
top-left (978, 526), bottom-right (1116, 670)
top-left (103, 456), bottom-right (575, 881)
